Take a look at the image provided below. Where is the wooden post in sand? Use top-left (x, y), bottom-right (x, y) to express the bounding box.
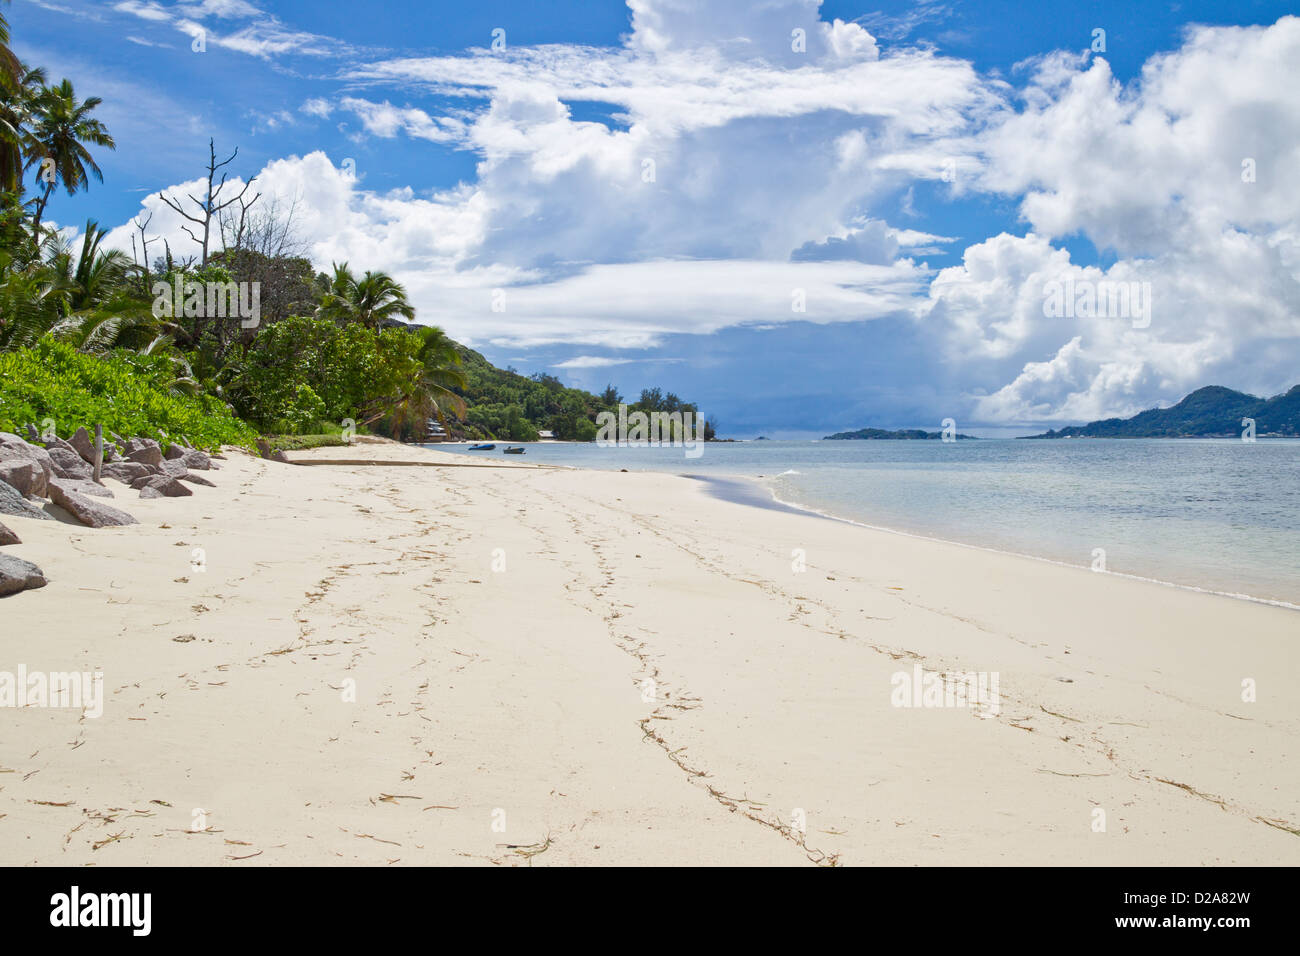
top-left (93, 424), bottom-right (104, 483)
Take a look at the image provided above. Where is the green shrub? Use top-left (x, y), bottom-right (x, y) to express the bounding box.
top-left (224, 315), bottom-right (420, 432)
top-left (265, 433), bottom-right (352, 453)
top-left (0, 339), bottom-right (258, 451)
top-left (268, 383), bottom-right (327, 435)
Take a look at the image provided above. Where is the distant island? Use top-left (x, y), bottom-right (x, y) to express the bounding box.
top-left (1026, 385), bottom-right (1300, 439)
top-left (824, 427), bottom-right (976, 440)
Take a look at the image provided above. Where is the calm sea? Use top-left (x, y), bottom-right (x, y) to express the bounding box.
top-left (430, 439), bottom-right (1300, 607)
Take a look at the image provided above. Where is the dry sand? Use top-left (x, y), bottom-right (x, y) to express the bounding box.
top-left (2, 439), bottom-right (1297, 865)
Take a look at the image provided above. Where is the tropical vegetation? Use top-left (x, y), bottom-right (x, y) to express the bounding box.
top-left (0, 5), bottom-right (707, 451)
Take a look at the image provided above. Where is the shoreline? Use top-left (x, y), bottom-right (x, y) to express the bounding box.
top-left (3, 440), bottom-right (1297, 865)
top-left (499, 450), bottom-right (1300, 613)
top-left (750, 477), bottom-right (1300, 613)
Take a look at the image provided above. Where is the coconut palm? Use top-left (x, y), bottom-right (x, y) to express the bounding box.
top-left (382, 325), bottom-right (468, 439)
top-left (0, 65), bottom-right (43, 195)
top-left (25, 78), bottom-right (115, 236)
top-left (0, 220), bottom-right (160, 355)
top-left (316, 261), bottom-right (416, 330)
top-left (42, 222), bottom-right (158, 351)
top-left (0, 249), bottom-right (70, 351)
top-left (0, 1), bottom-right (22, 88)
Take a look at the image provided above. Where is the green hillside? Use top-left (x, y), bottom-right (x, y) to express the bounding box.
top-left (450, 344), bottom-right (713, 443)
top-left (1027, 385), bottom-right (1300, 438)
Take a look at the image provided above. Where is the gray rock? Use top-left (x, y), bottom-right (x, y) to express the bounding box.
top-left (132, 475), bottom-right (192, 498)
top-left (47, 446), bottom-right (94, 480)
top-left (0, 461), bottom-right (42, 499)
top-left (164, 443), bottom-right (186, 460)
top-left (124, 438), bottom-right (163, 468)
top-left (0, 436), bottom-right (54, 493)
top-left (159, 459), bottom-right (189, 478)
top-left (0, 553), bottom-right (46, 596)
top-left (178, 472), bottom-right (216, 488)
top-left (180, 448), bottom-right (213, 470)
top-left (0, 479), bottom-right (52, 520)
top-left (70, 426), bottom-right (98, 464)
top-left (0, 519), bottom-right (20, 546)
top-left (102, 461), bottom-right (156, 484)
top-left (47, 479), bottom-right (138, 527)
top-left (52, 478), bottom-right (113, 498)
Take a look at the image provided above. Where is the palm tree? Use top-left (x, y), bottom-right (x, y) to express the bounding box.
top-left (0, 220), bottom-right (159, 355)
top-left (0, 2), bottom-right (22, 88)
top-left (316, 261), bottom-right (416, 330)
top-left (25, 78), bottom-right (115, 236)
top-left (44, 221), bottom-right (158, 350)
top-left (383, 325), bottom-right (468, 439)
top-left (0, 248), bottom-right (70, 351)
top-left (0, 66), bottom-right (42, 197)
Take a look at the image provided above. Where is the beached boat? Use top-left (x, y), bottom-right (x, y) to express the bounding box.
top-left (503, 446), bottom-right (526, 454)
top-left (468, 443), bottom-right (495, 450)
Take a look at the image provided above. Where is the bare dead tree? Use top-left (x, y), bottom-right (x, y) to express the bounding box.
top-left (130, 210), bottom-right (156, 292)
top-left (159, 139), bottom-right (260, 267)
top-left (220, 187), bottom-right (256, 253)
top-left (219, 192), bottom-right (306, 259)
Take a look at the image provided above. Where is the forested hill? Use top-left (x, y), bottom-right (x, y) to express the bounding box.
top-left (453, 344), bottom-right (711, 443)
top-left (1026, 385), bottom-right (1300, 438)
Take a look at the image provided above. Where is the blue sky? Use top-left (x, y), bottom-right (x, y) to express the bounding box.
top-left (13, 0), bottom-right (1300, 436)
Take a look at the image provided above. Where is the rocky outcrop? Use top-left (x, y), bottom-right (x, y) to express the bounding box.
top-left (51, 478), bottom-right (113, 498)
top-left (0, 460), bottom-right (43, 499)
top-left (102, 460), bottom-right (156, 485)
top-left (70, 426), bottom-right (98, 464)
top-left (47, 446), bottom-right (94, 480)
top-left (0, 553), bottom-right (46, 596)
top-left (181, 448), bottom-right (214, 470)
top-left (0, 519), bottom-right (20, 546)
top-left (123, 438), bottom-right (164, 467)
top-left (131, 474), bottom-right (192, 498)
top-left (48, 478), bottom-right (138, 527)
top-left (0, 434), bottom-right (54, 495)
top-left (0, 479), bottom-right (52, 520)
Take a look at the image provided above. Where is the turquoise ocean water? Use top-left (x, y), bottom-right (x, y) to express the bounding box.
top-left (429, 439), bottom-right (1300, 607)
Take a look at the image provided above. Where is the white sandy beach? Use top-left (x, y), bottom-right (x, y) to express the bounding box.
top-left (2, 439), bottom-right (1297, 866)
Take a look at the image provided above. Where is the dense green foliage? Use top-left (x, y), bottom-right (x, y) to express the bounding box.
top-left (264, 431), bottom-right (351, 454)
top-left (0, 338), bottom-right (257, 449)
top-left (0, 13), bottom-right (705, 448)
top-left (455, 345), bottom-right (713, 442)
top-left (222, 315), bottom-right (414, 433)
top-left (1028, 386), bottom-right (1300, 438)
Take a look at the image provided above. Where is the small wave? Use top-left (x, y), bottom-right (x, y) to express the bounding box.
top-left (757, 483), bottom-right (1300, 612)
